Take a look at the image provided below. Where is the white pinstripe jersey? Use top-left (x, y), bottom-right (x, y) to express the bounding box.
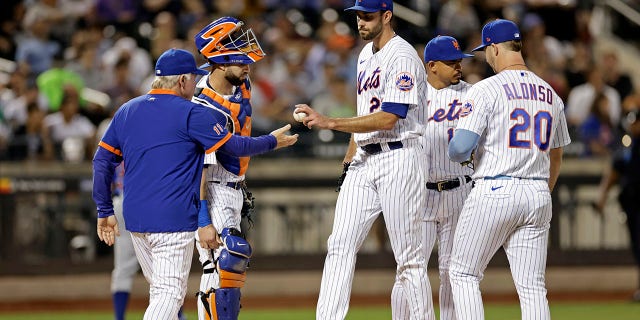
top-left (424, 81), bottom-right (474, 181)
top-left (354, 35), bottom-right (426, 146)
top-left (456, 70), bottom-right (571, 179)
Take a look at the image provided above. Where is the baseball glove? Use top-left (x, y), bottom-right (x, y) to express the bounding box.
top-left (336, 162), bottom-right (350, 192)
top-left (460, 150), bottom-right (475, 170)
top-left (241, 182), bottom-right (255, 228)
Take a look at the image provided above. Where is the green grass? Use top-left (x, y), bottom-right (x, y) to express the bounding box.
top-left (0, 302), bottom-right (638, 319)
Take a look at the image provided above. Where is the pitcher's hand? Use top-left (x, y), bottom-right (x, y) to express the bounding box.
top-left (294, 104), bottom-right (332, 130)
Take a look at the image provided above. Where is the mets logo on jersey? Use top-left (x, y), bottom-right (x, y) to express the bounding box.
top-left (213, 123), bottom-right (225, 135)
top-left (459, 100), bottom-right (474, 117)
top-left (395, 72), bottom-right (414, 91)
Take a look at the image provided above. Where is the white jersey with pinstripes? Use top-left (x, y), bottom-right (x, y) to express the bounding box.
top-left (424, 81), bottom-right (474, 182)
top-left (354, 35), bottom-right (425, 146)
top-left (449, 69), bottom-right (571, 320)
top-left (455, 70), bottom-right (571, 178)
top-left (391, 80), bottom-right (474, 320)
top-left (316, 34), bottom-right (434, 320)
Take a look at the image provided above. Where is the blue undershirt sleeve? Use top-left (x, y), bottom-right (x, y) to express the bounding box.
top-left (380, 102), bottom-right (409, 119)
top-left (448, 129), bottom-right (480, 162)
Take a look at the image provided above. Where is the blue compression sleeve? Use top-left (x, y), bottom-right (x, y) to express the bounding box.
top-left (198, 200), bottom-right (211, 227)
top-left (448, 129), bottom-right (480, 162)
top-left (218, 134), bottom-right (277, 157)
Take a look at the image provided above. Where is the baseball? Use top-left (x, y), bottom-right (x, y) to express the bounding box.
top-left (293, 111), bottom-right (308, 122)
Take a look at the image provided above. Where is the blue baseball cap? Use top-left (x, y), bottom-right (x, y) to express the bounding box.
top-left (423, 36), bottom-right (474, 62)
top-left (471, 19), bottom-right (521, 52)
top-left (155, 48), bottom-right (208, 76)
top-left (345, 0), bottom-right (393, 13)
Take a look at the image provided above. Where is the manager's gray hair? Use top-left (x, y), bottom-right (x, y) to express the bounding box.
top-left (151, 74), bottom-right (194, 89)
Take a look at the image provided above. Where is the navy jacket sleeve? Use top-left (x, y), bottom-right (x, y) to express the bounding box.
top-left (218, 134), bottom-right (277, 157)
top-left (92, 147), bottom-right (122, 218)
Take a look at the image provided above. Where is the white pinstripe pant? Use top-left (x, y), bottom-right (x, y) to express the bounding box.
top-left (392, 182), bottom-right (472, 320)
top-left (131, 231), bottom-right (195, 320)
top-left (449, 179), bottom-right (551, 320)
top-left (316, 145), bottom-right (433, 320)
top-left (195, 181), bottom-right (243, 320)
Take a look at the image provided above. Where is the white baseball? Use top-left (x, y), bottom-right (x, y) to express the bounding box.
top-left (293, 111), bottom-right (308, 122)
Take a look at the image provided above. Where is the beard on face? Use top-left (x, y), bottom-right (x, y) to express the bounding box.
top-left (225, 70), bottom-right (245, 86)
top-left (360, 21), bottom-right (382, 41)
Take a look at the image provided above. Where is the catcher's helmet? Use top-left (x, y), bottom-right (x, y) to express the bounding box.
top-left (195, 16), bottom-right (265, 67)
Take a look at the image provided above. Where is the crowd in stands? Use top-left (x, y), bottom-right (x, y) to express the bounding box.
top-left (0, 0), bottom-right (639, 162)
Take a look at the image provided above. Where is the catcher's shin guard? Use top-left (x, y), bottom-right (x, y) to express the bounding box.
top-left (199, 228), bottom-right (252, 320)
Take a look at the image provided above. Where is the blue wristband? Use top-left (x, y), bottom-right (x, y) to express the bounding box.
top-left (198, 200), bottom-right (212, 227)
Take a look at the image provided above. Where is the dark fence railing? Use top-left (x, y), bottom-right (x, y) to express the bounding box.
top-left (0, 158), bottom-right (635, 275)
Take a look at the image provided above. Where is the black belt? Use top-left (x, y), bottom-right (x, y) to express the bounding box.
top-left (426, 176), bottom-right (472, 192)
top-left (361, 141), bottom-right (403, 155)
top-left (212, 181), bottom-right (243, 190)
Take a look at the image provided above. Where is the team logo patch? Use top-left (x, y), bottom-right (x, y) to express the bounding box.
top-left (395, 72), bottom-right (414, 91)
top-left (459, 100), bottom-right (474, 117)
top-left (213, 123), bottom-right (224, 135)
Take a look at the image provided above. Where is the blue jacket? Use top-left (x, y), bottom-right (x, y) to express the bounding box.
top-left (92, 89), bottom-right (232, 232)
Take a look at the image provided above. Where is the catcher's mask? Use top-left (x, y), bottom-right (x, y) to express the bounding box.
top-left (195, 16), bottom-right (265, 67)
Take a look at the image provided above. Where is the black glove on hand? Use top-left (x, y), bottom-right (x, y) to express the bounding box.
top-left (460, 150), bottom-right (475, 170)
top-left (241, 183), bottom-right (255, 228)
top-left (336, 162), bottom-right (350, 192)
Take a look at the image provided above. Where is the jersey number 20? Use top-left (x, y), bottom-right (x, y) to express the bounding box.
top-left (509, 108), bottom-right (552, 151)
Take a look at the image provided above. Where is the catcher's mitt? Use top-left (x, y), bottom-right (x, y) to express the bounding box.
top-left (241, 182), bottom-right (255, 228)
top-left (336, 162), bottom-right (350, 192)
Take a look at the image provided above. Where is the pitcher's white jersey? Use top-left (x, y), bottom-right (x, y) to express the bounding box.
top-left (424, 81), bottom-right (474, 181)
top-left (316, 35), bottom-right (434, 320)
top-left (354, 36), bottom-right (426, 146)
top-left (456, 70), bottom-right (571, 179)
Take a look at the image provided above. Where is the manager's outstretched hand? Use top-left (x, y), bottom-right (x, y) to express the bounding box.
top-left (97, 215), bottom-right (120, 246)
top-left (270, 124), bottom-right (299, 149)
